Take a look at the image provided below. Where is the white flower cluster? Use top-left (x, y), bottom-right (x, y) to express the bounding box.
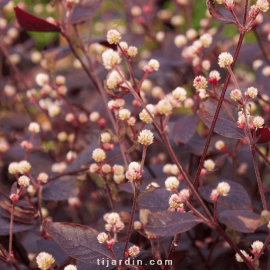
top-left (103, 212), bottom-right (125, 233)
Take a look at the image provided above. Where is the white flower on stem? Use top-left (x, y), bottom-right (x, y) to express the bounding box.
top-left (4, 85), bottom-right (16, 96)
top-left (127, 46), bottom-right (138, 57)
top-left (115, 99), bottom-right (125, 108)
top-left (134, 221), bottom-right (142, 230)
top-left (107, 29), bottom-right (121, 44)
top-left (235, 250), bottom-right (252, 263)
top-left (92, 148), bottom-right (106, 162)
top-left (107, 212), bottom-right (121, 225)
top-left (184, 98), bottom-right (194, 109)
top-left (169, 194), bottom-right (182, 208)
top-left (106, 70), bottom-right (123, 89)
top-left (36, 252), bottom-right (55, 270)
top-left (148, 59), bottom-right (160, 71)
top-left (253, 116), bottom-right (264, 128)
top-left (225, 0), bottom-right (235, 10)
top-left (215, 140), bottom-right (225, 151)
top-left (256, 0), bottom-right (269, 12)
top-left (216, 181), bottom-right (230, 196)
top-left (186, 28), bottom-right (197, 40)
top-left (262, 66), bottom-right (270, 77)
top-left (251, 240), bottom-right (264, 254)
top-left (119, 108), bottom-right (131, 120)
top-left (28, 122), bottom-right (40, 133)
top-left (172, 87), bottom-right (187, 101)
top-left (38, 172), bottom-right (48, 183)
top-left (200, 33), bottom-right (213, 48)
top-left (209, 70), bottom-right (221, 84)
top-left (210, 189), bottom-right (220, 201)
top-left (66, 151), bottom-right (77, 162)
top-left (128, 245), bottom-right (140, 257)
top-left (113, 174), bottom-right (125, 184)
top-left (113, 164), bottom-right (124, 175)
top-left (101, 132), bottom-right (112, 143)
top-left (8, 162), bottom-right (20, 175)
top-left (230, 89), bottom-right (242, 101)
top-left (51, 162), bottom-right (67, 173)
top-left (174, 34), bottom-right (187, 47)
top-left (203, 159), bottom-right (215, 171)
top-left (19, 160), bottom-right (31, 174)
top-left (197, 89), bottom-right (209, 99)
top-left (56, 75), bottom-right (66, 85)
top-left (171, 164), bottom-right (180, 175)
top-left (35, 73), bottom-right (49, 86)
top-left (165, 176), bottom-right (179, 191)
top-left (202, 60), bottom-right (211, 71)
top-left (102, 49), bottom-right (121, 70)
top-left (18, 175), bottom-right (30, 187)
top-left (138, 130), bottom-right (154, 146)
top-left (163, 164), bottom-right (172, 174)
top-left (27, 185), bottom-right (36, 196)
top-left (97, 232), bottom-right (108, 244)
top-left (245, 87), bottom-right (258, 98)
top-left (193, 76), bottom-right (208, 90)
top-left (48, 104), bottom-right (61, 117)
top-left (57, 132), bottom-right (67, 142)
top-left (115, 220), bottom-right (125, 231)
top-left (156, 99), bottom-right (173, 115)
top-left (253, 59), bottom-right (263, 70)
top-left (218, 52), bottom-right (233, 68)
top-left (249, 5), bottom-right (260, 18)
top-left (101, 164), bottom-right (111, 174)
top-left (89, 163), bottom-right (99, 173)
top-left (128, 162), bottom-right (141, 171)
top-left (177, 187), bottom-right (188, 199)
top-left (119, 41), bottom-right (128, 51)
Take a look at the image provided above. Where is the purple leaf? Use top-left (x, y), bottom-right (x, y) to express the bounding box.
top-left (218, 210), bottom-right (262, 233)
top-left (144, 211), bottom-right (202, 236)
top-left (197, 109), bottom-right (246, 140)
top-left (0, 216), bottom-right (36, 235)
top-left (207, 0), bottom-right (236, 25)
top-left (0, 200), bottom-right (35, 224)
top-left (70, 0), bottom-right (104, 25)
top-left (43, 221), bottom-right (113, 263)
top-left (199, 180), bottom-right (252, 211)
top-left (138, 188), bottom-right (173, 212)
top-left (42, 176), bottom-right (79, 201)
top-left (14, 7), bottom-right (61, 32)
top-left (172, 114), bottom-right (200, 144)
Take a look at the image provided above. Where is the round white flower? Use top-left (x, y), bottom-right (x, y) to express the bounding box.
top-left (36, 252), bottom-right (55, 270)
top-left (107, 212), bottom-right (121, 225)
top-left (216, 181), bottom-right (230, 196)
top-left (245, 87), bottom-right (258, 98)
top-left (218, 52), bottom-right (233, 68)
top-left (107, 29), bottom-right (121, 44)
top-left (8, 162), bottom-right (20, 175)
top-left (28, 122), bottom-right (40, 133)
top-left (18, 175), bottom-right (30, 187)
top-left (92, 148), bottom-right (106, 162)
top-left (138, 130), bottom-right (154, 146)
top-left (148, 59), bottom-right (160, 71)
top-left (172, 87), bottom-right (187, 101)
top-left (102, 49), bottom-right (121, 70)
top-left (165, 176), bottom-right (179, 191)
top-left (200, 33), bottom-right (212, 48)
top-left (253, 116), bottom-right (264, 128)
top-left (97, 232), bottom-right (108, 243)
top-left (174, 34), bottom-right (187, 47)
top-left (119, 108), bottom-right (131, 120)
top-left (203, 159), bottom-right (215, 171)
top-left (230, 89), bottom-right (242, 101)
top-left (35, 73), bottom-right (49, 86)
top-left (64, 265), bottom-right (77, 270)
top-left (19, 160), bottom-right (31, 174)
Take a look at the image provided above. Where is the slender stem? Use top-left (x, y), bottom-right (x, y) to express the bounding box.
top-left (185, 200), bottom-right (210, 225)
top-left (9, 203), bottom-right (15, 256)
top-left (192, 32), bottom-right (245, 189)
top-left (122, 182), bottom-right (137, 260)
top-left (242, 0), bottom-right (250, 26)
top-left (215, 225), bottom-right (255, 270)
top-left (230, 10), bottom-right (242, 27)
top-left (103, 177), bottom-right (115, 211)
top-left (251, 145), bottom-right (268, 210)
top-left (163, 234), bottom-right (181, 270)
top-left (140, 145), bottom-right (147, 175)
